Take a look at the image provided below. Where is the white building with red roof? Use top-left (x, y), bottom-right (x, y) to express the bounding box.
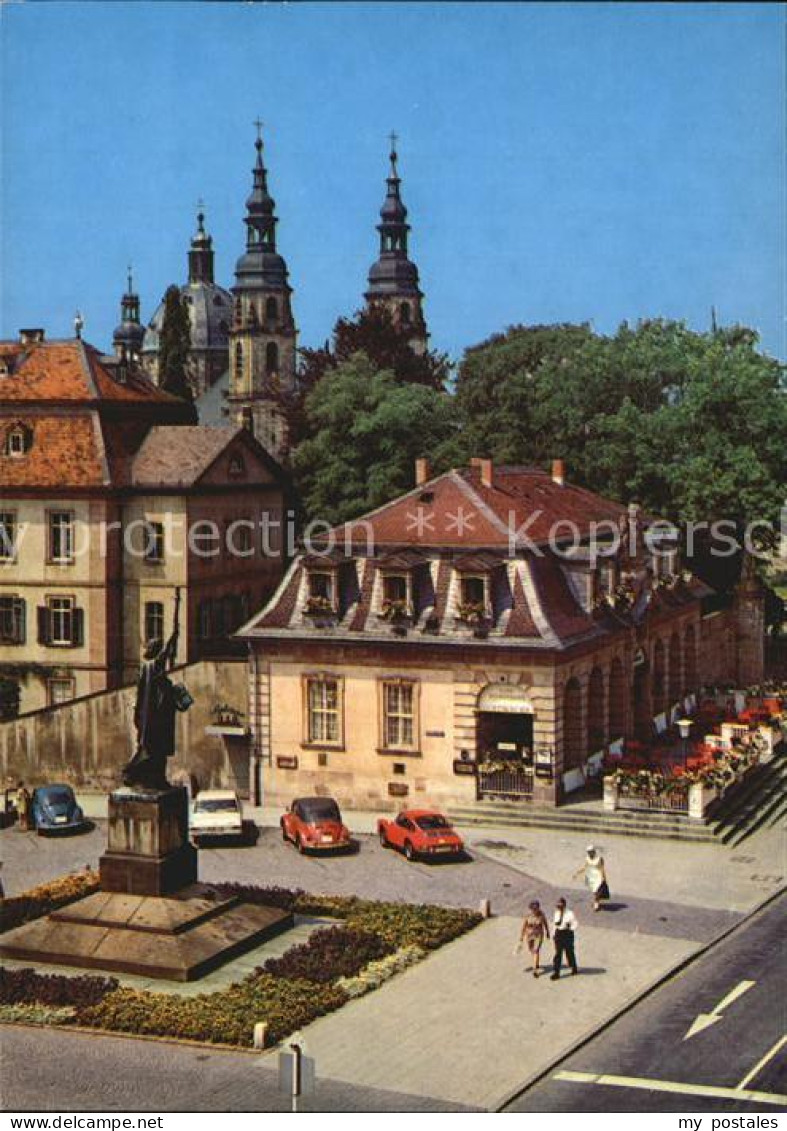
top-left (0, 331), bottom-right (293, 715)
top-left (239, 458), bottom-right (763, 810)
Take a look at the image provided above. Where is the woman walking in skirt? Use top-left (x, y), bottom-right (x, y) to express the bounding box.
top-left (518, 900), bottom-right (550, 976)
top-left (574, 845), bottom-right (609, 912)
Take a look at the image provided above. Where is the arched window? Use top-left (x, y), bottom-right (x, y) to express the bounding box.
top-left (563, 677), bottom-right (583, 771)
top-left (684, 624), bottom-right (697, 692)
top-left (265, 296), bottom-right (278, 322)
top-left (608, 657), bottom-right (626, 741)
top-left (248, 302), bottom-right (257, 326)
top-left (265, 342), bottom-right (279, 375)
top-left (668, 632), bottom-right (682, 708)
top-left (587, 667), bottom-right (605, 753)
top-left (652, 639), bottom-right (666, 717)
top-left (399, 302), bottom-right (411, 325)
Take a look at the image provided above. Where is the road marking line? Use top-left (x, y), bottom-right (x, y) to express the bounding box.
top-left (684, 980), bottom-right (757, 1040)
top-left (738, 1034), bottom-right (787, 1091)
top-left (553, 1069), bottom-right (787, 1107)
top-left (716, 980), bottom-right (757, 1013)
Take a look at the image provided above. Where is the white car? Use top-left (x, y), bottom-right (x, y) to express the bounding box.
top-left (190, 790), bottom-right (245, 846)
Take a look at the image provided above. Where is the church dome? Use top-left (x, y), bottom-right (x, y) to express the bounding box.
top-left (142, 280), bottom-right (233, 357)
top-left (113, 318), bottom-right (145, 352)
top-left (367, 253), bottom-right (421, 296)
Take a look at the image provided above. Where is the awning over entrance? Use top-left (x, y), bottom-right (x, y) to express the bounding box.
top-left (477, 684), bottom-right (534, 715)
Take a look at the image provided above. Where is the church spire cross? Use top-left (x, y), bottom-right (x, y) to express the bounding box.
top-left (388, 130), bottom-right (399, 175)
top-left (126, 263), bottom-right (134, 294)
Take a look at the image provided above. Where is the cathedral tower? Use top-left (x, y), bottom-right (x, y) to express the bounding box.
top-left (227, 124), bottom-right (296, 461)
top-left (365, 134), bottom-right (428, 354)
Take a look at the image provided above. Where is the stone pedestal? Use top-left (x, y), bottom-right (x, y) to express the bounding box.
top-left (99, 786), bottom-right (197, 896)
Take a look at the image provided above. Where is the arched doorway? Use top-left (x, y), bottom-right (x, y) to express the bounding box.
top-left (476, 683), bottom-right (535, 800)
top-left (652, 639), bottom-right (666, 718)
top-left (633, 654), bottom-right (652, 740)
top-left (587, 667), bottom-right (605, 753)
top-left (563, 678), bottom-right (583, 771)
top-left (608, 657), bottom-right (626, 742)
top-left (685, 624), bottom-right (698, 692)
top-left (668, 632), bottom-right (682, 709)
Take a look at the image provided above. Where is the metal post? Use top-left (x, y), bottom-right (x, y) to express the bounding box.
top-left (291, 1042), bottom-right (302, 1114)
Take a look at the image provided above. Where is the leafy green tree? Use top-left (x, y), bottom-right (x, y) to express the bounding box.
top-left (293, 353), bottom-right (458, 525)
top-left (158, 286), bottom-right (193, 401)
top-left (453, 319), bottom-right (787, 544)
top-left (288, 306), bottom-right (450, 448)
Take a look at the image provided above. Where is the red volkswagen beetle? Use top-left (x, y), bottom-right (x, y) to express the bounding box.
top-left (378, 809), bottom-right (465, 861)
top-left (280, 797), bottom-right (353, 854)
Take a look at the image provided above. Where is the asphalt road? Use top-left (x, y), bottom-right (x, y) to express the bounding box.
top-left (504, 890), bottom-right (787, 1113)
top-left (0, 823), bottom-right (742, 942)
top-left (0, 1026), bottom-right (479, 1112)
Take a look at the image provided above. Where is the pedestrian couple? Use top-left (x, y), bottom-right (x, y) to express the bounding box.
top-left (517, 897), bottom-right (578, 979)
top-left (517, 846), bottom-right (610, 979)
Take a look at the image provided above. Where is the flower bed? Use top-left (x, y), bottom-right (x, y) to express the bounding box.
top-left (0, 878), bottom-right (481, 1047)
top-left (1, 870), bottom-right (101, 934)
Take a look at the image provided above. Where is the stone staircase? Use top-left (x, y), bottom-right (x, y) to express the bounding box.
top-left (449, 749), bottom-right (786, 845)
top-left (707, 749), bottom-right (787, 846)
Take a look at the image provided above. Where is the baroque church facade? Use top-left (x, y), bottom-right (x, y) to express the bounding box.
top-left (112, 130), bottom-right (428, 464)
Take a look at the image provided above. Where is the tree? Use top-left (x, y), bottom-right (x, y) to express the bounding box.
top-left (287, 306), bottom-right (450, 448)
top-left (452, 319), bottom-right (787, 545)
top-left (158, 286), bottom-right (193, 401)
top-left (293, 353), bottom-right (459, 525)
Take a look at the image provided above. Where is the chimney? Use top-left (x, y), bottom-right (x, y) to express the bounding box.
top-left (471, 457), bottom-right (493, 488)
top-left (19, 328), bottom-right (45, 345)
top-left (551, 458), bottom-right (565, 486)
top-left (415, 458), bottom-right (431, 486)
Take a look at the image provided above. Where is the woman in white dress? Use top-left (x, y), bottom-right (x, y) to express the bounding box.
top-left (574, 845), bottom-right (609, 911)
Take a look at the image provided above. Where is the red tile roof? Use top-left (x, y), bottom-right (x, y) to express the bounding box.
top-left (0, 414), bottom-right (108, 487)
top-left (0, 339), bottom-right (182, 405)
top-left (330, 466), bottom-right (628, 551)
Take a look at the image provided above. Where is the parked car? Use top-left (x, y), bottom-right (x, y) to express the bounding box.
top-left (280, 797), bottom-right (353, 853)
top-left (378, 809), bottom-right (465, 861)
top-left (30, 784), bottom-right (87, 835)
top-left (190, 790), bottom-right (246, 846)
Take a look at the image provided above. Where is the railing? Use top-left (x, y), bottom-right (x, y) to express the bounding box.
top-left (616, 787), bottom-right (689, 814)
top-left (478, 766), bottom-right (534, 800)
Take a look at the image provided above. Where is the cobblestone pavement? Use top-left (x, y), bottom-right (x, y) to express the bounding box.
top-left (0, 822), bottom-right (743, 941)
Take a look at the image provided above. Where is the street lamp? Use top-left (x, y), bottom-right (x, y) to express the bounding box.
top-left (677, 717), bottom-right (693, 771)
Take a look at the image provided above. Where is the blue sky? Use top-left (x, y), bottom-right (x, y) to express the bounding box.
top-left (1, 2), bottom-right (784, 361)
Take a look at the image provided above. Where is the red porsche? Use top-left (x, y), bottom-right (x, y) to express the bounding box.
top-left (280, 797), bottom-right (353, 853)
top-left (378, 809), bottom-right (465, 861)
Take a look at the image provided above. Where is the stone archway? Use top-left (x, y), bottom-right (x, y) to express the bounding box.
top-left (587, 667), bottom-right (605, 753)
top-left (633, 653), bottom-right (652, 741)
top-left (652, 639), bottom-right (666, 717)
top-left (563, 677), bottom-right (583, 770)
top-left (608, 657), bottom-right (626, 742)
top-left (685, 624), bottom-right (698, 692)
top-left (668, 632), bottom-right (682, 709)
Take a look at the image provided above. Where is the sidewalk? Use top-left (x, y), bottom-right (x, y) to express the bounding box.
top-left (269, 913), bottom-right (698, 1110)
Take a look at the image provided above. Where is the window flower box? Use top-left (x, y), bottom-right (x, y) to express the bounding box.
top-left (304, 595), bottom-right (337, 617)
top-left (455, 601), bottom-right (489, 626)
top-left (379, 599), bottom-right (412, 623)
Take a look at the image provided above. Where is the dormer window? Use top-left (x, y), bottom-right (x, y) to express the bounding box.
top-left (228, 454), bottom-right (246, 479)
top-left (380, 573), bottom-right (412, 620)
top-left (457, 574), bottom-right (489, 623)
top-left (305, 570), bottom-right (336, 615)
top-left (4, 424), bottom-right (32, 458)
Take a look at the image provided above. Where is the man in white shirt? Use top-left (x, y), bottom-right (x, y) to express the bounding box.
top-left (550, 897), bottom-right (578, 980)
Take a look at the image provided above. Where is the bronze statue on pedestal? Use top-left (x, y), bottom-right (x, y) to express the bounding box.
top-left (123, 588), bottom-right (192, 791)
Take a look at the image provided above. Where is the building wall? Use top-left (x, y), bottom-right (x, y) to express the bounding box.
top-left (0, 659), bottom-right (248, 795)
top-left (0, 496), bottom-right (116, 713)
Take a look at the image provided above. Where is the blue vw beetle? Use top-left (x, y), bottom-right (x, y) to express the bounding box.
top-left (31, 784), bottom-right (86, 834)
